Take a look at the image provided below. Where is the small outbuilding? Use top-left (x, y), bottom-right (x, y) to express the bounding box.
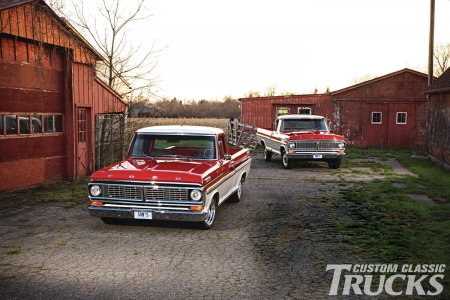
top-left (239, 69), bottom-right (428, 148)
top-left (0, 1), bottom-right (127, 191)
top-left (424, 68), bottom-right (450, 165)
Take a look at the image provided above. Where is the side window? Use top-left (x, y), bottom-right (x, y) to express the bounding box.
top-left (298, 107), bottom-right (311, 115)
top-left (276, 107), bottom-right (289, 116)
top-left (372, 112), bottom-right (382, 124)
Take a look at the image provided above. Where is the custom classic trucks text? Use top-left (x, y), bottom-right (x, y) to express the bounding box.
top-left (88, 125), bottom-right (252, 229)
top-left (256, 115), bottom-right (346, 169)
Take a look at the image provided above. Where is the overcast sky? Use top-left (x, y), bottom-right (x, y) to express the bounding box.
top-left (80, 0), bottom-right (450, 100)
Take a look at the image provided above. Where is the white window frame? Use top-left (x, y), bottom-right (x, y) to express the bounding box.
top-left (371, 112), bottom-right (382, 124)
top-left (396, 112), bottom-right (407, 124)
top-left (298, 107), bottom-right (312, 115)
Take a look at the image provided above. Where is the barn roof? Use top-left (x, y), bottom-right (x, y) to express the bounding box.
top-left (0, 0), bottom-right (34, 11)
top-left (0, 0), bottom-right (131, 90)
top-left (330, 68), bottom-right (428, 95)
top-left (424, 68), bottom-right (450, 94)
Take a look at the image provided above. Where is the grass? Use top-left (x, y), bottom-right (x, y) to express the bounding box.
top-left (0, 176), bottom-right (90, 211)
top-left (338, 146), bottom-right (450, 298)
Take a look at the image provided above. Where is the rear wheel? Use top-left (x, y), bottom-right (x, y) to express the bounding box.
top-left (327, 159), bottom-right (341, 169)
top-left (281, 150), bottom-right (291, 169)
top-left (198, 197), bottom-right (217, 230)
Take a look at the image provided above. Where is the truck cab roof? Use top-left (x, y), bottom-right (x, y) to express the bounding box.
top-left (277, 114), bottom-right (325, 120)
top-left (136, 125), bottom-right (224, 135)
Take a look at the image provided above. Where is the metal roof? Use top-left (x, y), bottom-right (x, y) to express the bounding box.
top-left (0, 0), bottom-right (34, 11)
top-left (424, 68), bottom-right (450, 94)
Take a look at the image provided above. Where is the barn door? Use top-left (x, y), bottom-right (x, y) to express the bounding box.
top-left (77, 108), bottom-right (90, 177)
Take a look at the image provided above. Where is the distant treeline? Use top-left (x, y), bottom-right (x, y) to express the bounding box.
top-left (128, 96), bottom-right (240, 119)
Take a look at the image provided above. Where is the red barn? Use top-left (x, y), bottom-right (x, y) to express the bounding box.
top-left (239, 69), bottom-right (428, 148)
top-left (0, 1), bottom-right (127, 191)
top-left (424, 68), bottom-right (450, 165)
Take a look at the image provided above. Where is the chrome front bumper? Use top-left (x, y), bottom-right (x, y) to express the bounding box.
top-left (88, 206), bottom-right (207, 222)
top-left (286, 152), bottom-right (346, 160)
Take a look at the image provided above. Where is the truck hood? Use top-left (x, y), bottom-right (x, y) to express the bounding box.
top-left (285, 131), bottom-right (345, 141)
top-left (90, 158), bottom-right (217, 184)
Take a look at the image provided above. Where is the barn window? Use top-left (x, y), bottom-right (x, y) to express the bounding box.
top-left (0, 113), bottom-right (63, 137)
top-left (44, 114), bottom-right (63, 133)
top-left (396, 112), bottom-right (407, 124)
top-left (372, 112), bottom-right (382, 124)
top-left (298, 107), bottom-right (311, 115)
top-left (277, 108), bottom-right (290, 116)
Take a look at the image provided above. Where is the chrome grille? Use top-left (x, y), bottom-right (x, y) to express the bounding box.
top-left (296, 141), bottom-right (317, 150)
top-left (103, 185), bottom-right (142, 199)
top-left (318, 141), bottom-right (341, 149)
top-left (145, 188), bottom-right (188, 201)
top-left (293, 140), bottom-right (341, 150)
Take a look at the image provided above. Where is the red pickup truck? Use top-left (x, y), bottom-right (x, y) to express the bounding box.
top-left (256, 115), bottom-right (346, 169)
top-left (88, 125), bottom-right (252, 229)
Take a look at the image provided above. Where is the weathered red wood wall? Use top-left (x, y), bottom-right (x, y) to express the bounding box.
top-left (426, 93), bottom-right (450, 164)
top-left (0, 2), bottom-right (126, 191)
top-left (424, 68), bottom-right (450, 165)
top-left (240, 94), bottom-right (333, 130)
top-left (332, 70), bottom-right (428, 148)
top-left (240, 69), bottom-right (428, 148)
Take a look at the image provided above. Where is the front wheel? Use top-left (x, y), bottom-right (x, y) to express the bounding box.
top-left (327, 159), bottom-right (342, 169)
top-left (264, 147), bottom-right (272, 161)
top-left (281, 151), bottom-right (291, 169)
top-left (229, 177), bottom-right (243, 203)
top-left (198, 198), bottom-right (217, 230)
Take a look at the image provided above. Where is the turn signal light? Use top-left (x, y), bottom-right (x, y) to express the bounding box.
top-left (91, 201), bottom-right (104, 206)
top-left (190, 205), bottom-right (204, 211)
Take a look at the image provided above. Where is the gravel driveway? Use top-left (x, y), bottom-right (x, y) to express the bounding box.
top-left (0, 153), bottom-right (387, 300)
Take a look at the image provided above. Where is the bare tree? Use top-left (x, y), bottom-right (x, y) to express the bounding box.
top-left (243, 90), bottom-right (261, 98)
top-left (353, 74), bottom-right (377, 84)
top-left (433, 42), bottom-right (450, 77)
top-left (67, 0), bottom-right (162, 98)
top-left (44, 0), bottom-right (66, 12)
top-left (264, 84), bottom-right (277, 96)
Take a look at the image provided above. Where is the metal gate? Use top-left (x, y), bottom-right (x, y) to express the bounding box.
top-left (95, 114), bottom-right (126, 170)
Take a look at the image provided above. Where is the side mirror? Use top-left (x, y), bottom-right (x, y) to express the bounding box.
top-left (224, 154), bottom-right (232, 160)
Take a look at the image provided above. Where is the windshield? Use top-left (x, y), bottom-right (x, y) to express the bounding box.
top-left (131, 134), bottom-right (216, 160)
top-left (282, 119), bottom-right (328, 132)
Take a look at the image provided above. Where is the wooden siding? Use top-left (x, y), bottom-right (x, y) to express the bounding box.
top-left (0, 2), bottom-right (96, 64)
top-left (426, 93), bottom-right (450, 165)
top-left (0, 2), bottom-right (126, 191)
top-left (240, 94), bottom-right (333, 129)
top-left (239, 69), bottom-right (428, 148)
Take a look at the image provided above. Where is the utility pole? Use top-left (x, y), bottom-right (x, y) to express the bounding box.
top-left (428, 0), bottom-right (435, 86)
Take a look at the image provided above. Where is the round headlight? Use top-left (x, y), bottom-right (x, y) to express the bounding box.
top-left (338, 142), bottom-right (345, 149)
top-left (190, 189), bottom-right (202, 201)
top-left (289, 143), bottom-right (296, 149)
top-left (90, 185), bottom-right (102, 196)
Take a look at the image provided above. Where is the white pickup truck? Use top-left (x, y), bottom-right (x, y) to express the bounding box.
top-left (256, 115), bottom-right (346, 169)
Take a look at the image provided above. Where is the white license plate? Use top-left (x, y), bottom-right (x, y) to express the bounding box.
top-left (134, 209), bottom-right (152, 219)
top-left (313, 154), bottom-right (323, 159)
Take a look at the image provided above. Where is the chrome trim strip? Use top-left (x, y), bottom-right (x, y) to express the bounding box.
top-left (103, 204), bottom-right (190, 210)
top-left (206, 158), bottom-right (251, 194)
